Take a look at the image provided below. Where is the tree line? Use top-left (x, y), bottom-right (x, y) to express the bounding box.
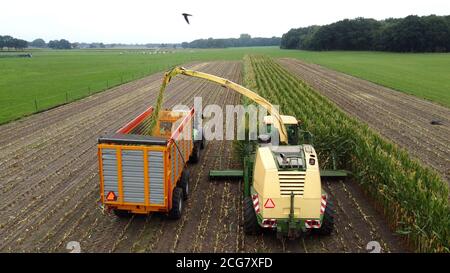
top-left (1, 36), bottom-right (182, 50)
top-left (281, 15), bottom-right (450, 52)
top-left (182, 34), bottom-right (281, 48)
top-left (0, 35), bottom-right (28, 50)
top-left (0, 36), bottom-right (76, 50)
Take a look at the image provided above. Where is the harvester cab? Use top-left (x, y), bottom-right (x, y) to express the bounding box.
top-left (262, 115), bottom-right (299, 145)
top-left (263, 115), bottom-right (315, 146)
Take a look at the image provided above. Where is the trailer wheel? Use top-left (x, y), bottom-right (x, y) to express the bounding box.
top-left (113, 209), bottom-right (132, 218)
top-left (180, 170), bottom-right (189, 200)
top-left (200, 137), bottom-right (206, 149)
top-left (190, 143), bottom-right (201, 163)
top-left (169, 187), bottom-right (184, 219)
top-left (244, 196), bottom-right (260, 234)
top-left (317, 200), bottom-right (335, 235)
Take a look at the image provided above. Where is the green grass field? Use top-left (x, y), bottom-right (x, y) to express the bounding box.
top-left (267, 50), bottom-right (450, 107)
top-left (1, 47), bottom-right (449, 124)
top-left (0, 48), bottom-right (263, 124)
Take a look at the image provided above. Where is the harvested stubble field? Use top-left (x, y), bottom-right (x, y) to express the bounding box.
top-left (0, 61), bottom-right (405, 253)
top-left (278, 58), bottom-right (450, 184)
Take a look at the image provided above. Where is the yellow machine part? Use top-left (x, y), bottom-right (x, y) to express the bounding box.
top-left (252, 146), bottom-right (322, 219)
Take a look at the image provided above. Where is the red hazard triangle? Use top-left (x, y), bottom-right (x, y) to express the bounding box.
top-left (264, 198), bottom-right (275, 208)
top-left (106, 191), bottom-right (117, 201)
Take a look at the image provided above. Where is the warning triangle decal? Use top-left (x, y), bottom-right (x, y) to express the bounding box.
top-left (264, 198), bottom-right (275, 208)
top-left (106, 191), bottom-right (116, 201)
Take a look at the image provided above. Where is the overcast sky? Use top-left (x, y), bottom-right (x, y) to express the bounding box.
top-left (1, 0), bottom-right (449, 43)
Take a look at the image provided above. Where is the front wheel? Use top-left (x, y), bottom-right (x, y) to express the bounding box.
top-left (190, 143), bottom-right (201, 163)
top-left (200, 137), bottom-right (206, 149)
top-left (317, 200), bottom-right (335, 235)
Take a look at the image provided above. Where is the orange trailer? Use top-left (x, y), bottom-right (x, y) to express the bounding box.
top-left (97, 106), bottom-right (202, 218)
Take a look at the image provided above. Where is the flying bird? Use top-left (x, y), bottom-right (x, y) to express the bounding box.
top-left (182, 13), bottom-right (192, 24)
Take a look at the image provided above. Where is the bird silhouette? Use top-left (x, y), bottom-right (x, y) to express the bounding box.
top-left (182, 13), bottom-right (192, 24)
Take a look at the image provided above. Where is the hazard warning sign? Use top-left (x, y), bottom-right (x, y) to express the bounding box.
top-left (106, 191), bottom-right (117, 201)
top-left (264, 198), bottom-right (275, 208)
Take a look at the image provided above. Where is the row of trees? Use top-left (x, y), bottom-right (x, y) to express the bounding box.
top-left (0, 35), bottom-right (28, 50)
top-left (0, 36), bottom-right (76, 50)
top-left (182, 34), bottom-right (281, 48)
top-left (31, 38), bottom-right (73, 49)
top-left (29, 38), bottom-right (46, 48)
top-left (281, 15), bottom-right (450, 52)
top-left (47, 39), bottom-right (72, 49)
top-left (29, 39), bottom-right (178, 49)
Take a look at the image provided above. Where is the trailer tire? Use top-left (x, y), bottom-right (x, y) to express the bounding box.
top-left (180, 170), bottom-right (189, 200)
top-left (200, 137), bottom-right (206, 149)
top-left (244, 196), bottom-right (260, 234)
top-left (169, 187), bottom-right (184, 219)
top-left (317, 200), bottom-right (335, 235)
top-left (113, 209), bottom-right (132, 218)
top-left (190, 143), bottom-right (201, 163)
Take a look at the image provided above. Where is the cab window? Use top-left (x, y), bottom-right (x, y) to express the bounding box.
top-left (286, 124), bottom-right (299, 145)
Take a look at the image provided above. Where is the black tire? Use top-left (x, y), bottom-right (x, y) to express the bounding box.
top-left (317, 200), bottom-right (335, 235)
top-left (113, 209), bottom-right (132, 218)
top-left (244, 196), bottom-right (260, 234)
top-left (180, 170), bottom-right (189, 200)
top-left (190, 143), bottom-right (201, 163)
top-left (169, 187), bottom-right (184, 219)
top-left (200, 137), bottom-right (206, 149)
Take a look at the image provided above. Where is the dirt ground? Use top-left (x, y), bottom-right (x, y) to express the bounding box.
top-left (278, 58), bottom-right (450, 184)
top-left (0, 61), bottom-right (405, 253)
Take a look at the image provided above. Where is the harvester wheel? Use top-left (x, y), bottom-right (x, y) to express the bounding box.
top-left (180, 170), bottom-right (190, 200)
top-left (244, 196), bottom-right (260, 234)
top-left (317, 200), bottom-right (335, 235)
top-left (190, 143), bottom-right (201, 163)
top-left (113, 209), bottom-right (132, 218)
top-left (169, 187), bottom-right (184, 219)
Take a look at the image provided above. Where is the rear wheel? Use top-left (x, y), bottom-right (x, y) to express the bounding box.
top-left (244, 196), bottom-right (260, 234)
top-left (169, 187), bottom-right (184, 219)
top-left (317, 200), bottom-right (335, 235)
top-left (113, 209), bottom-right (132, 218)
top-left (180, 170), bottom-right (189, 200)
